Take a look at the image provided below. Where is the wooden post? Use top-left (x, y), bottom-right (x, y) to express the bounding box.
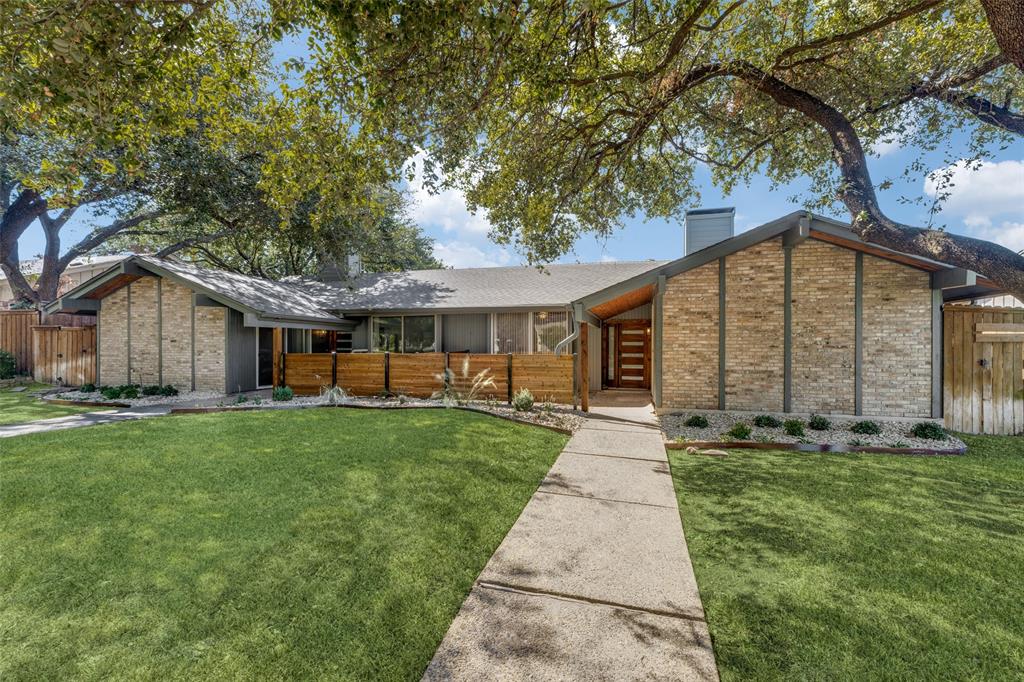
top-left (272, 327), bottom-right (283, 388)
top-left (580, 322), bottom-right (590, 413)
top-left (328, 330), bottom-right (338, 352)
top-left (331, 351), bottom-right (338, 388)
top-left (384, 351), bottom-right (391, 394)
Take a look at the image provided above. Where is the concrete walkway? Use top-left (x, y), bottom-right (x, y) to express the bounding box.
top-left (423, 415), bottom-right (718, 680)
top-left (0, 406), bottom-right (170, 438)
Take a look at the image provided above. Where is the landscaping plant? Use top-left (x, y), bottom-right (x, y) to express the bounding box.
top-left (142, 385), bottom-right (162, 396)
top-left (684, 414), bottom-right (709, 428)
top-left (512, 387), bottom-right (534, 412)
top-left (79, 383), bottom-right (96, 393)
top-left (726, 422), bottom-right (752, 440)
top-left (753, 414), bottom-right (782, 428)
top-left (783, 419), bottom-right (806, 438)
top-left (100, 386), bottom-right (122, 400)
top-left (809, 414), bottom-right (831, 431)
top-left (120, 386), bottom-right (140, 400)
top-left (910, 422), bottom-right (947, 441)
top-left (273, 386), bottom-right (294, 402)
top-left (320, 385), bottom-right (347, 405)
top-left (158, 385), bottom-right (179, 397)
top-left (0, 349), bottom-right (16, 379)
top-left (850, 420), bottom-right (882, 435)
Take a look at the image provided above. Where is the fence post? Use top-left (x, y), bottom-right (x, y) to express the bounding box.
top-left (444, 352), bottom-right (451, 391)
top-left (331, 351), bottom-right (338, 388)
top-left (506, 353), bottom-right (513, 404)
top-left (384, 352), bottom-right (391, 395)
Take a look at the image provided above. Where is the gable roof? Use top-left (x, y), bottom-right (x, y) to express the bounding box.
top-left (297, 260), bottom-right (670, 314)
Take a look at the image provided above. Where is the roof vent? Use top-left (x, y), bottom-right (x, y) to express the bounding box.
top-left (685, 207), bottom-right (735, 255)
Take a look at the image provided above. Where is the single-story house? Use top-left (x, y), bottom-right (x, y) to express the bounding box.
top-left (46, 208), bottom-right (999, 418)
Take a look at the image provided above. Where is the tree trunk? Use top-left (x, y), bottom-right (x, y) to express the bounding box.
top-left (0, 188), bottom-right (47, 304)
top-left (981, 0), bottom-right (1024, 73)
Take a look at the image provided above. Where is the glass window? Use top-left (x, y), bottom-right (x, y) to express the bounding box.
top-left (311, 329), bottom-right (332, 353)
top-left (533, 311), bottom-right (568, 354)
top-left (372, 316), bottom-right (402, 352)
top-left (493, 312), bottom-right (530, 353)
top-left (336, 331), bottom-right (353, 353)
top-left (402, 315), bottom-right (436, 353)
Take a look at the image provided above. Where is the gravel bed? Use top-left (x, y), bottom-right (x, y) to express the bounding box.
top-left (660, 410), bottom-right (965, 450)
top-left (52, 389), bottom-right (223, 407)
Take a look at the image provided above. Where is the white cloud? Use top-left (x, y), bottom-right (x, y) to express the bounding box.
top-left (923, 159), bottom-right (1024, 220)
top-left (433, 241), bottom-right (512, 269)
top-left (963, 217), bottom-right (1024, 254)
top-left (406, 151), bottom-right (491, 236)
top-left (600, 253), bottom-right (618, 263)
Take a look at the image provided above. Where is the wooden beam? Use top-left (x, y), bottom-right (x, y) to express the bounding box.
top-left (580, 322), bottom-right (590, 413)
top-left (272, 327), bottom-right (283, 387)
top-left (588, 284), bottom-right (655, 320)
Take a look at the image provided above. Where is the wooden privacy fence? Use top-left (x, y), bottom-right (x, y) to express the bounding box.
top-left (281, 351), bottom-right (575, 404)
top-left (944, 306), bottom-right (1023, 435)
top-left (32, 325), bottom-right (97, 386)
top-left (0, 309), bottom-right (40, 375)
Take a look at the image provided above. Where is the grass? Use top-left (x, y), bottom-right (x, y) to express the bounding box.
top-left (670, 434), bottom-right (1024, 680)
top-left (0, 383), bottom-right (99, 425)
top-left (0, 408), bottom-right (567, 680)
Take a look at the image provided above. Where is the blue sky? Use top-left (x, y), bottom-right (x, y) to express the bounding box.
top-left (17, 33), bottom-right (1024, 270)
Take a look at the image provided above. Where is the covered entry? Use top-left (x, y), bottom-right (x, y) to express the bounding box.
top-left (603, 319), bottom-right (651, 389)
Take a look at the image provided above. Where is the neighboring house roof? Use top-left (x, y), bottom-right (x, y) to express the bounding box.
top-left (299, 260), bottom-right (670, 313)
top-left (0, 254), bottom-right (128, 281)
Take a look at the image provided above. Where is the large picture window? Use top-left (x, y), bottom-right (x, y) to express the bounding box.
top-left (372, 315), bottom-right (436, 352)
top-left (372, 316), bottom-right (402, 352)
top-left (493, 312), bottom-right (530, 353)
top-left (533, 311), bottom-right (569, 353)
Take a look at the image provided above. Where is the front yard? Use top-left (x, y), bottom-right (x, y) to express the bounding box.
top-left (670, 434), bottom-right (1024, 680)
top-left (0, 383), bottom-right (100, 425)
top-left (0, 409), bottom-right (567, 680)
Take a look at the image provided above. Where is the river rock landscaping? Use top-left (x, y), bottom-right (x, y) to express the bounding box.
top-left (661, 410), bottom-right (966, 451)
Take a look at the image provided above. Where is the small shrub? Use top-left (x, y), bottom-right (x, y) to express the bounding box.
top-left (848, 437), bottom-right (868, 447)
top-left (320, 385), bottom-right (347, 405)
top-left (753, 414), bottom-right (782, 428)
top-left (235, 394), bottom-right (249, 404)
top-left (889, 440), bottom-right (909, 448)
top-left (684, 414), bottom-right (709, 428)
top-left (808, 414), bottom-right (831, 431)
top-left (159, 385), bottom-right (179, 397)
top-left (850, 420), bottom-right (882, 435)
top-left (120, 386), bottom-right (140, 400)
top-left (101, 386), bottom-right (123, 400)
top-left (0, 349), bottom-right (16, 379)
top-left (141, 385), bottom-right (162, 396)
top-left (512, 387), bottom-right (534, 412)
top-left (783, 419), bottom-right (806, 437)
top-left (80, 383), bottom-right (96, 393)
top-left (910, 421), bottom-right (947, 441)
top-left (726, 422), bottom-right (752, 440)
top-left (273, 386), bottom-right (294, 402)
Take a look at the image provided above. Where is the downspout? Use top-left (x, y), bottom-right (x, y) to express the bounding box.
top-left (555, 304), bottom-right (583, 410)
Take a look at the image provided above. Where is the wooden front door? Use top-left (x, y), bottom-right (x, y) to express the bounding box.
top-left (608, 320), bottom-right (651, 389)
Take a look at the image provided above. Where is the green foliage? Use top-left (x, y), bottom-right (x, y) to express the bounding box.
top-left (783, 419), bottom-right (806, 438)
top-left (850, 420), bottom-right (882, 436)
top-left (101, 386), bottom-right (123, 400)
top-left (80, 383), bottom-right (96, 393)
top-left (753, 415), bottom-right (782, 428)
top-left (726, 422), bottom-right (752, 441)
top-left (142, 385), bottom-right (163, 397)
top-left (685, 414), bottom-right (709, 429)
top-left (809, 414), bottom-right (832, 431)
top-left (320, 386), bottom-right (347, 405)
top-left (911, 422), bottom-right (947, 441)
top-left (120, 386), bottom-right (140, 400)
top-left (0, 349), bottom-right (15, 379)
top-left (434, 359), bottom-right (498, 406)
top-left (512, 388), bottom-right (534, 412)
top-left (159, 385), bottom-right (179, 397)
top-left (1, 382), bottom-right (98, 425)
top-left (273, 386), bottom-right (294, 402)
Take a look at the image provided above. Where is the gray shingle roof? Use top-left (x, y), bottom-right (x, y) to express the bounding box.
top-left (136, 256), bottom-right (340, 322)
top-left (300, 260), bottom-right (670, 313)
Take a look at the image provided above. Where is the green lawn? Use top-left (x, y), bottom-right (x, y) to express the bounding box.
top-left (670, 435), bottom-right (1024, 680)
top-left (0, 383), bottom-right (99, 425)
top-left (1, 408), bottom-right (567, 681)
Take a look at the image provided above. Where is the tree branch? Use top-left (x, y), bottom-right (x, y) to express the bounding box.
top-left (155, 226), bottom-right (237, 257)
top-left (57, 210), bottom-right (164, 271)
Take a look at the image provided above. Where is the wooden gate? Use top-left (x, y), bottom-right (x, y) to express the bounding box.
top-left (943, 306), bottom-right (1023, 435)
top-left (0, 309), bottom-right (40, 375)
top-left (32, 325), bottom-right (97, 386)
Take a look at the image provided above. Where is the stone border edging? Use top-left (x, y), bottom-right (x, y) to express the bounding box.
top-left (44, 397), bottom-right (132, 408)
top-left (665, 440), bottom-right (966, 456)
top-left (168, 402), bottom-right (575, 436)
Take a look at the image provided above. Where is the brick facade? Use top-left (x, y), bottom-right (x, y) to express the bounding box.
top-left (661, 260), bottom-right (719, 409)
top-left (661, 237), bottom-right (933, 418)
top-left (791, 241), bottom-right (856, 413)
top-left (725, 238), bottom-right (785, 411)
top-left (161, 279), bottom-right (193, 389)
top-left (128, 277), bottom-right (160, 385)
top-left (862, 255), bottom-right (931, 417)
top-left (99, 287), bottom-right (129, 385)
top-left (193, 306), bottom-right (226, 392)
top-left (96, 275), bottom-right (228, 393)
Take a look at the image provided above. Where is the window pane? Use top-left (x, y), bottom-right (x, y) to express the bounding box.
top-left (403, 315), bottom-right (436, 353)
top-left (372, 317), bottom-right (402, 352)
top-left (533, 311), bottom-right (568, 353)
top-left (311, 329), bottom-right (332, 353)
top-left (493, 312), bottom-right (529, 353)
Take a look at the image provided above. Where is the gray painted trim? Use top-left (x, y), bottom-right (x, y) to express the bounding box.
top-left (224, 306), bottom-right (230, 394)
top-left (96, 300), bottom-right (102, 385)
top-left (783, 215), bottom-right (810, 248)
top-left (854, 252), bottom-right (864, 416)
top-left (337, 304), bottom-right (575, 317)
top-left (126, 282), bottom-right (132, 384)
top-left (931, 289), bottom-right (943, 418)
top-left (51, 298), bottom-right (100, 312)
top-left (930, 268), bottom-right (977, 290)
top-left (190, 291), bottom-right (197, 391)
top-left (654, 275), bottom-right (666, 408)
top-left (157, 278), bottom-right (163, 386)
top-left (195, 294), bottom-right (227, 307)
top-left (241, 312), bottom-right (354, 331)
top-left (783, 246), bottom-right (793, 413)
top-left (718, 257), bottom-right (726, 411)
